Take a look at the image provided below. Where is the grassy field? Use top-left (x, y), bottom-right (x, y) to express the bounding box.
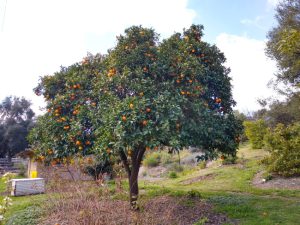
top-left (139, 144), bottom-right (300, 224)
top-left (1, 143), bottom-right (300, 224)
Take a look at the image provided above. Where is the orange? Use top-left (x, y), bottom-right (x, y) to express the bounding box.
top-left (75, 140), bottom-right (81, 146)
top-left (142, 120), bottom-right (148, 126)
top-left (122, 115), bottom-right (127, 122)
top-left (146, 108), bottom-right (151, 113)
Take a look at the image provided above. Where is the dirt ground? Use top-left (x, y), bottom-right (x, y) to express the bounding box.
top-left (253, 171), bottom-right (300, 190)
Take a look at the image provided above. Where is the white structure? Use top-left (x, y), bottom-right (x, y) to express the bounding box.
top-left (11, 178), bottom-right (45, 196)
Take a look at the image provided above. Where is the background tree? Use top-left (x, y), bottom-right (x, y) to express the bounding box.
top-left (29, 25), bottom-right (242, 209)
top-left (0, 96), bottom-right (35, 159)
top-left (243, 119), bottom-right (267, 149)
top-left (266, 0), bottom-right (300, 87)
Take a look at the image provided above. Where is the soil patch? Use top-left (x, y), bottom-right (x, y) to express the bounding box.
top-left (181, 173), bottom-right (215, 185)
top-left (40, 195), bottom-right (230, 225)
top-left (253, 171), bottom-right (300, 190)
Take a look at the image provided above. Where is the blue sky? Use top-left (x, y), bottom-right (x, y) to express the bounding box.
top-left (189, 0), bottom-right (277, 41)
top-left (0, 0), bottom-right (280, 114)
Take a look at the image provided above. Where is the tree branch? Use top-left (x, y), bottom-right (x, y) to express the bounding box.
top-left (119, 149), bottom-right (131, 177)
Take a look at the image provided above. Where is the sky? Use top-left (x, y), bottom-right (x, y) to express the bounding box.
top-left (0, 0), bottom-right (281, 115)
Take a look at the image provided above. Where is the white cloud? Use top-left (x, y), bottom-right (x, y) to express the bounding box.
top-left (240, 16), bottom-right (266, 30)
top-left (216, 33), bottom-right (279, 112)
top-left (0, 0), bottom-right (196, 114)
top-left (267, 0), bottom-right (280, 7)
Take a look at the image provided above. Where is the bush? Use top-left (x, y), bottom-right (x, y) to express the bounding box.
top-left (82, 156), bottom-right (112, 180)
top-left (143, 152), bottom-right (161, 167)
top-left (6, 206), bottom-right (43, 225)
top-left (243, 119), bottom-right (267, 149)
top-left (168, 171), bottom-right (178, 179)
top-left (221, 155), bottom-right (237, 165)
top-left (262, 123), bottom-right (300, 177)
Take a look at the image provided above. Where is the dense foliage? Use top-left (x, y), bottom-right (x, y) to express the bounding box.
top-left (243, 120), bottom-right (267, 149)
top-left (266, 0), bottom-right (300, 86)
top-left (0, 96), bottom-right (35, 159)
top-left (29, 25), bottom-right (242, 207)
top-left (263, 123), bottom-right (300, 177)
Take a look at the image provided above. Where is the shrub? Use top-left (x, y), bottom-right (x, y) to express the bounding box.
top-left (168, 171), bottom-right (178, 179)
top-left (221, 155), bottom-right (237, 165)
top-left (243, 119), bottom-right (267, 149)
top-left (143, 152), bottom-right (161, 167)
top-left (6, 206), bottom-right (42, 225)
top-left (262, 123), bottom-right (300, 177)
top-left (82, 157), bottom-right (112, 180)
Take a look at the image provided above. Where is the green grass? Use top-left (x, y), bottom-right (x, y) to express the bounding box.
top-left (0, 175), bottom-right (46, 224)
top-left (139, 143), bottom-right (300, 224)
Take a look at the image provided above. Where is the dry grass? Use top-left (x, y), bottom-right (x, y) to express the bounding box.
top-left (37, 169), bottom-right (229, 225)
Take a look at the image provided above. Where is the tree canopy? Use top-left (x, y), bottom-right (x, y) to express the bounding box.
top-left (0, 96), bottom-right (35, 159)
top-left (29, 25), bottom-right (242, 208)
top-left (266, 0), bottom-right (300, 86)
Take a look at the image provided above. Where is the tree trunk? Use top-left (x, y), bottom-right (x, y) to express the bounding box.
top-left (120, 146), bottom-right (145, 210)
top-left (129, 166), bottom-right (139, 210)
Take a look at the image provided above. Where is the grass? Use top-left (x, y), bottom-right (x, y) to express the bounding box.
top-left (2, 143), bottom-right (300, 224)
top-left (0, 175), bottom-right (46, 224)
top-left (139, 143), bottom-right (300, 224)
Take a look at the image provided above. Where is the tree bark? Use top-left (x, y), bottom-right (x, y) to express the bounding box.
top-left (128, 146), bottom-right (146, 210)
top-left (129, 165), bottom-right (139, 210)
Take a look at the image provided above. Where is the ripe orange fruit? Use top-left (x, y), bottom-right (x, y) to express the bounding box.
top-left (142, 120), bottom-right (148, 126)
top-left (85, 140), bottom-right (91, 145)
top-left (47, 149), bottom-right (53, 155)
top-left (122, 115), bottom-right (127, 122)
top-left (176, 79), bottom-right (181, 83)
top-left (61, 117), bottom-right (66, 121)
top-left (146, 108), bottom-right (151, 113)
top-left (75, 140), bottom-right (81, 146)
top-left (91, 102), bottom-right (97, 106)
top-left (189, 80), bottom-right (193, 83)
top-left (73, 84), bottom-right (77, 89)
top-left (63, 125), bottom-right (70, 130)
top-left (181, 91), bottom-right (185, 95)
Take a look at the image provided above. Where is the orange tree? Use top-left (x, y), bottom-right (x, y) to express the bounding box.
top-left (29, 25), bottom-right (242, 209)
